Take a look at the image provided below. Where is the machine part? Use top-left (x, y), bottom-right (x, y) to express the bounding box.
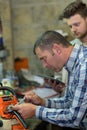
top-left (18, 97), bottom-right (25, 104)
top-left (0, 86), bottom-right (29, 130)
top-left (0, 117), bottom-right (19, 130)
top-left (0, 118), bottom-right (12, 130)
top-left (0, 119), bottom-right (3, 127)
top-left (12, 110), bottom-right (28, 129)
top-left (6, 104), bottom-right (14, 112)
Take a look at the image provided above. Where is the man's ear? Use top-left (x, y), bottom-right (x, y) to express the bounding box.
top-left (52, 43), bottom-right (61, 54)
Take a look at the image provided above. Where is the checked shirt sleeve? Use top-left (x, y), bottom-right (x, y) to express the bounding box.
top-left (35, 63), bottom-right (87, 128)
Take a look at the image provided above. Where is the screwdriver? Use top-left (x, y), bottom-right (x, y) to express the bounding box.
top-left (18, 97), bottom-right (25, 104)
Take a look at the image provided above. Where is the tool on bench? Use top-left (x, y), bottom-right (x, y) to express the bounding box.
top-left (0, 86), bottom-right (29, 130)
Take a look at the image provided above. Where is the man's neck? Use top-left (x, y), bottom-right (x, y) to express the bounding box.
top-left (80, 36), bottom-right (87, 43)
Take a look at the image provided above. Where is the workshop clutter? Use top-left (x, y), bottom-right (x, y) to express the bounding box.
top-left (2, 70), bottom-right (19, 87)
top-left (14, 57), bottom-right (29, 72)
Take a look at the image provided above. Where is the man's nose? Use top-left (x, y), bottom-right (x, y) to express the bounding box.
top-left (42, 62), bottom-right (48, 68)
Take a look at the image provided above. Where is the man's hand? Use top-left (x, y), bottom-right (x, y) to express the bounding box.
top-left (12, 103), bottom-right (37, 119)
top-left (24, 90), bottom-right (45, 106)
top-left (44, 78), bottom-right (66, 93)
top-left (51, 82), bottom-right (66, 93)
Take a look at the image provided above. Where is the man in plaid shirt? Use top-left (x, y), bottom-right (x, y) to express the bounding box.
top-left (13, 31), bottom-right (87, 130)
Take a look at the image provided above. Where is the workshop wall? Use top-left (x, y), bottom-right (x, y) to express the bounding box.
top-left (0, 0), bottom-right (14, 71)
top-left (0, 0), bottom-right (87, 75)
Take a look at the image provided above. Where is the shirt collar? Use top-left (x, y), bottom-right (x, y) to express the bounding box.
top-left (65, 44), bottom-right (81, 72)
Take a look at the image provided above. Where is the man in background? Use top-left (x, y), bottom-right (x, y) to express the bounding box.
top-left (47, 0), bottom-right (87, 93)
top-left (61, 0), bottom-right (87, 45)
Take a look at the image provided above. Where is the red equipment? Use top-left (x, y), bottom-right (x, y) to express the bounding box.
top-left (0, 86), bottom-right (29, 130)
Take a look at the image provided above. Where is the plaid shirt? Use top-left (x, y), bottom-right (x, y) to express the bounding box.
top-left (36, 44), bottom-right (87, 129)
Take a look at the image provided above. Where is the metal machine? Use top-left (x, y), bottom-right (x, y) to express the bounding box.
top-left (0, 86), bottom-right (29, 130)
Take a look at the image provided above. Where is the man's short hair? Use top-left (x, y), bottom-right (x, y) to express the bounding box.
top-left (60, 0), bottom-right (87, 19)
top-left (33, 31), bottom-right (70, 55)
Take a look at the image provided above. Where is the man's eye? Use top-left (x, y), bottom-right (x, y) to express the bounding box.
top-left (74, 23), bottom-right (80, 26)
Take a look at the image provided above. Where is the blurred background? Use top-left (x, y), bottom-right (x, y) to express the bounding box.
top-left (0, 1), bottom-right (87, 130)
top-left (0, 0), bottom-right (87, 78)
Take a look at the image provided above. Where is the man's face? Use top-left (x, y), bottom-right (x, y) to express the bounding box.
top-left (35, 46), bottom-right (64, 72)
top-left (66, 14), bottom-right (87, 40)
